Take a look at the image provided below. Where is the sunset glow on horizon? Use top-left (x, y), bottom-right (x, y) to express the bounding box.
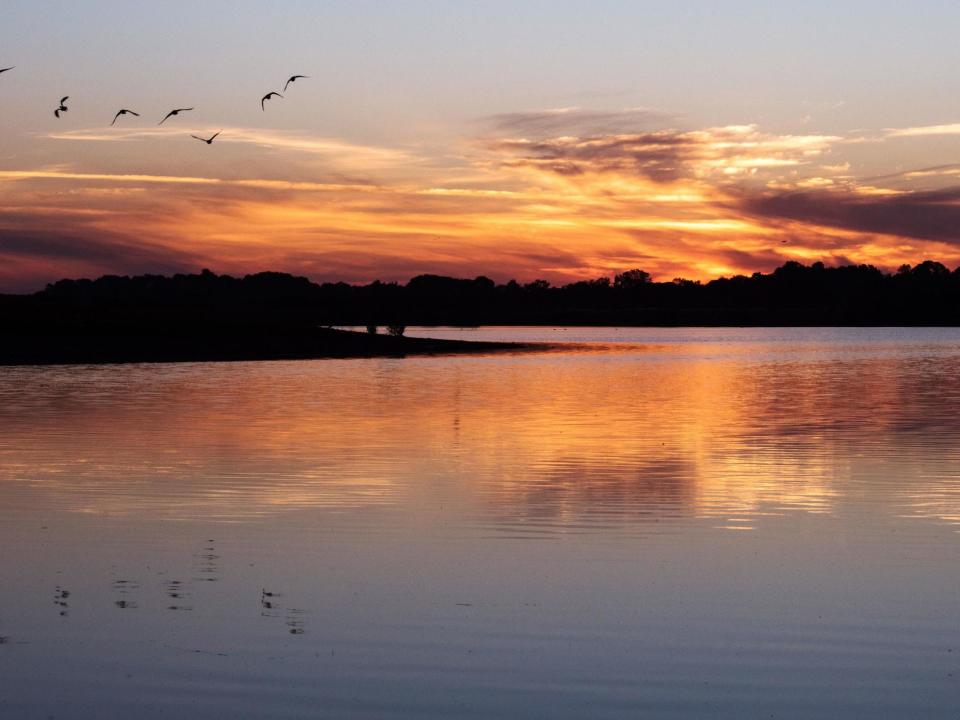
top-left (4, 1), bottom-right (960, 292)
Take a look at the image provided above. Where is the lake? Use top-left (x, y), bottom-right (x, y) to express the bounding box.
top-left (1, 327), bottom-right (959, 718)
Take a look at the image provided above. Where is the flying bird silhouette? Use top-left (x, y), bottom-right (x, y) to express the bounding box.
top-left (261, 91), bottom-right (283, 111)
top-left (283, 75), bottom-right (308, 92)
top-left (159, 107), bottom-right (193, 124)
top-left (111, 108), bottom-right (140, 126)
top-left (54, 96), bottom-right (69, 118)
top-left (191, 131), bottom-right (221, 145)
top-left (0, 66), bottom-right (14, 75)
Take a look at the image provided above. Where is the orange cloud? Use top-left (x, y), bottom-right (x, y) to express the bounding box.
top-left (2, 111), bottom-right (960, 291)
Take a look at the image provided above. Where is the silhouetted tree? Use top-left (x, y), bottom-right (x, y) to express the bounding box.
top-left (614, 269), bottom-right (652, 289)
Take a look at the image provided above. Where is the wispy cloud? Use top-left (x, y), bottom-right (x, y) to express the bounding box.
top-left (0, 169), bottom-right (224, 185)
top-left (735, 186), bottom-right (960, 244)
top-left (0, 169), bottom-right (379, 193)
top-left (480, 107), bottom-right (676, 137)
top-left (41, 127), bottom-right (416, 170)
top-left (885, 123), bottom-right (960, 138)
top-left (485, 124), bottom-right (843, 183)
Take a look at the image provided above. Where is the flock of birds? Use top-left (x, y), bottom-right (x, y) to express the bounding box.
top-left (0, 66), bottom-right (309, 145)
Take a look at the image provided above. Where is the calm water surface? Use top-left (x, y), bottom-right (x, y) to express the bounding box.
top-left (1, 328), bottom-right (959, 718)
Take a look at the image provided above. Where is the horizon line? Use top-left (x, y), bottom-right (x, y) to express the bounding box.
top-left (11, 257), bottom-right (958, 296)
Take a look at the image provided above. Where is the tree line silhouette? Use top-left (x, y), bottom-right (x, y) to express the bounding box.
top-left (4, 260), bottom-right (960, 330)
top-left (0, 261), bottom-right (960, 327)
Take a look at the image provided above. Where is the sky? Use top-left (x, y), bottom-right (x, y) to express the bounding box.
top-left (4, 1), bottom-right (960, 291)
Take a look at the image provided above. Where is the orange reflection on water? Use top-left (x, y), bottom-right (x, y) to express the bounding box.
top-left (1, 332), bottom-right (959, 531)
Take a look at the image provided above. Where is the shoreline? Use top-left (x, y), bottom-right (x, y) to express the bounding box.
top-left (0, 327), bottom-right (539, 366)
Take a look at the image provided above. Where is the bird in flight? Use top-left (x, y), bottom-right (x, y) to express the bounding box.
top-left (111, 108), bottom-right (140, 126)
top-left (261, 91), bottom-right (283, 111)
top-left (159, 107), bottom-right (193, 124)
top-left (54, 96), bottom-right (69, 118)
top-left (283, 75), bottom-right (308, 92)
top-left (0, 66), bottom-right (14, 75)
top-left (191, 131), bottom-right (221, 145)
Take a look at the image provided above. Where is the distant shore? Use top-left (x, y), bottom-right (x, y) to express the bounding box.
top-left (7, 261), bottom-right (960, 331)
top-left (3, 261), bottom-right (960, 366)
top-left (0, 327), bottom-right (535, 366)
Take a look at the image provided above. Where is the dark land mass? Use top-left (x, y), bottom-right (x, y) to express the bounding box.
top-left (0, 326), bottom-right (528, 365)
top-left (1, 259), bottom-right (960, 364)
